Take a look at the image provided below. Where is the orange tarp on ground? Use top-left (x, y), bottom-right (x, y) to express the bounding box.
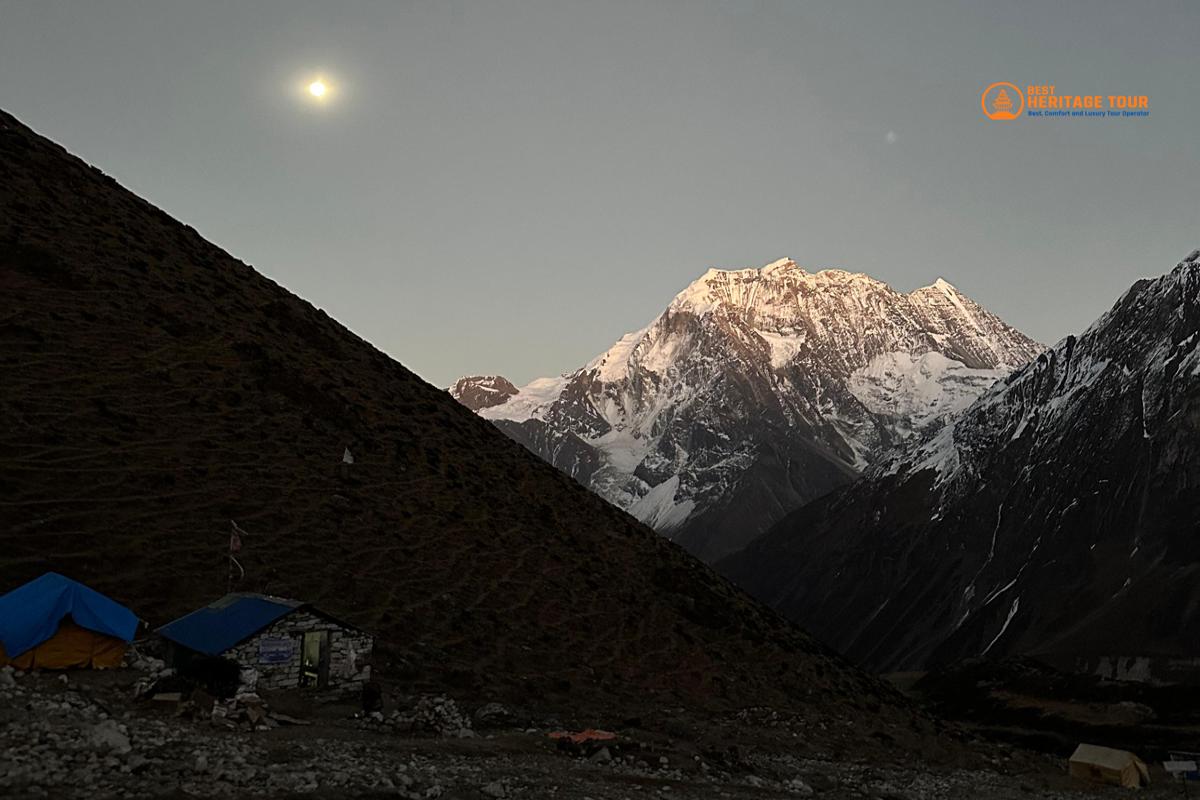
top-left (548, 729), bottom-right (617, 745)
top-left (0, 620), bottom-right (127, 669)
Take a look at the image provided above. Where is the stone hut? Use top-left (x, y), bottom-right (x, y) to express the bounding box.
top-left (158, 593), bottom-right (373, 694)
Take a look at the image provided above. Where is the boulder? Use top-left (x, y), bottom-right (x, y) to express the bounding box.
top-left (88, 721), bottom-right (131, 755)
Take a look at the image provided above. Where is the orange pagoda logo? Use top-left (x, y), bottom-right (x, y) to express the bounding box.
top-left (981, 82), bottom-right (1024, 121)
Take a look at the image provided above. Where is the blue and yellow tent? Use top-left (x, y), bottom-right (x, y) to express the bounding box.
top-left (0, 573), bottom-right (139, 669)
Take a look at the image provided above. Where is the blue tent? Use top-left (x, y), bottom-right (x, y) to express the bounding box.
top-left (157, 593), bottom-right (303, 656)
top-left (0, 572), bottom-right (139, 658)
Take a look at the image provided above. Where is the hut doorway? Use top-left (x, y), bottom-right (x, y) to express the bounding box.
top-left (301, 630), bottom-right (330, 688)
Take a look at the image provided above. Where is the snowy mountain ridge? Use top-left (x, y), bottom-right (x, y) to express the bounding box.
top-left (453, 257), bottom-right (1041, 560)
top-left (721, 250), bottom-right (1200, 670)
top-left (880, 248), bottom-right (1200, 492)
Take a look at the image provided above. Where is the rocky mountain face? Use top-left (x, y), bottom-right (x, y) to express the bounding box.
top-left (721, 252), bottom-right (1200, 672)
top-left (454, 259), bottom-right (1040, 560)
top-left (0, 108), bottom-right (911, 717)
top-left (449, 375), bottom-right (518, 411)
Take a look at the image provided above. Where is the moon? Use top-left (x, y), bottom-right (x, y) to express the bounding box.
top-left (297, 74), bottom-right (336, 106)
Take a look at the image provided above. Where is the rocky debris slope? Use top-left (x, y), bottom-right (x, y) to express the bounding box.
top-left (1, 667), bottom-right (441, 798)
top-left (0, 667), bottom-right (1114, 799)
top-left (455, 259), bottom-right (1039, 560)
top-left (722, 251), bottom-right (1200, 671)
top-left (0, 106), bottom-right (907, 719)
top-left (910, 656), bottom-right (1200, 756)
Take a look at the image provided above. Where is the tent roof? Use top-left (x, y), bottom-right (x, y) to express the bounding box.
top-left (0, 573), bottom-right (139, 657)
top-left (157, 593), bottom-right (308, 656)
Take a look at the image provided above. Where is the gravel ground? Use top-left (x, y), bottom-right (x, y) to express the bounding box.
top-left (0, 665), bottom-right (1176, 800)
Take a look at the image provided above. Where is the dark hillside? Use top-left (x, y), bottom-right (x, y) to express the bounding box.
top-left (0, 109), bottom-right (909, 727)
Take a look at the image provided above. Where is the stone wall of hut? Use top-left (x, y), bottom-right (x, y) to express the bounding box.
top-left (222, 609), bottom-right (373, 692)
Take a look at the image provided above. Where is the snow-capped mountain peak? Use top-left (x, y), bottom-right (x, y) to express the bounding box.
top-left (453, 257), bottom-right (1041, 560)
top-left (668, 258), bottom-right (885, 320)
top-left (762, 256), bottom-right (798, 272)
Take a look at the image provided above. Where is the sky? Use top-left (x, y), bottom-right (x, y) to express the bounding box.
top-left (1, 1), bottom-right (1197, 387)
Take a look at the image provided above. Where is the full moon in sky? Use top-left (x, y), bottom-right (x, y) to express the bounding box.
top-left (308, 80), bottom-right (327, 98)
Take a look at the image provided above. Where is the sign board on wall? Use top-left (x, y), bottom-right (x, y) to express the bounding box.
top-left (258, 637), bottom-right (294, 665)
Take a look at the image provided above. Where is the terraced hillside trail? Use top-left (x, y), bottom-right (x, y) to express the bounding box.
top-left (0, 108), bottom-right (918, 745)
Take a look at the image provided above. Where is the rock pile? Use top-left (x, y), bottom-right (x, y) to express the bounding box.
top-left (361, 694), bottom-right (475, 738)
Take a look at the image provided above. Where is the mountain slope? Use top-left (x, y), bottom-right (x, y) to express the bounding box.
top-left (455, 260), bottom-right (1040, 560)
top-left (721, 252), bottom-right (1200, 672)
top-left (0, 108), bottom-right (904, 720)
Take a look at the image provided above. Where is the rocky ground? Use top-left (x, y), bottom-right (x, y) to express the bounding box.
top-left (1, 663), bottom-right (1186, 800)
top-left (897, 658), bottom-right (1200, 757)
